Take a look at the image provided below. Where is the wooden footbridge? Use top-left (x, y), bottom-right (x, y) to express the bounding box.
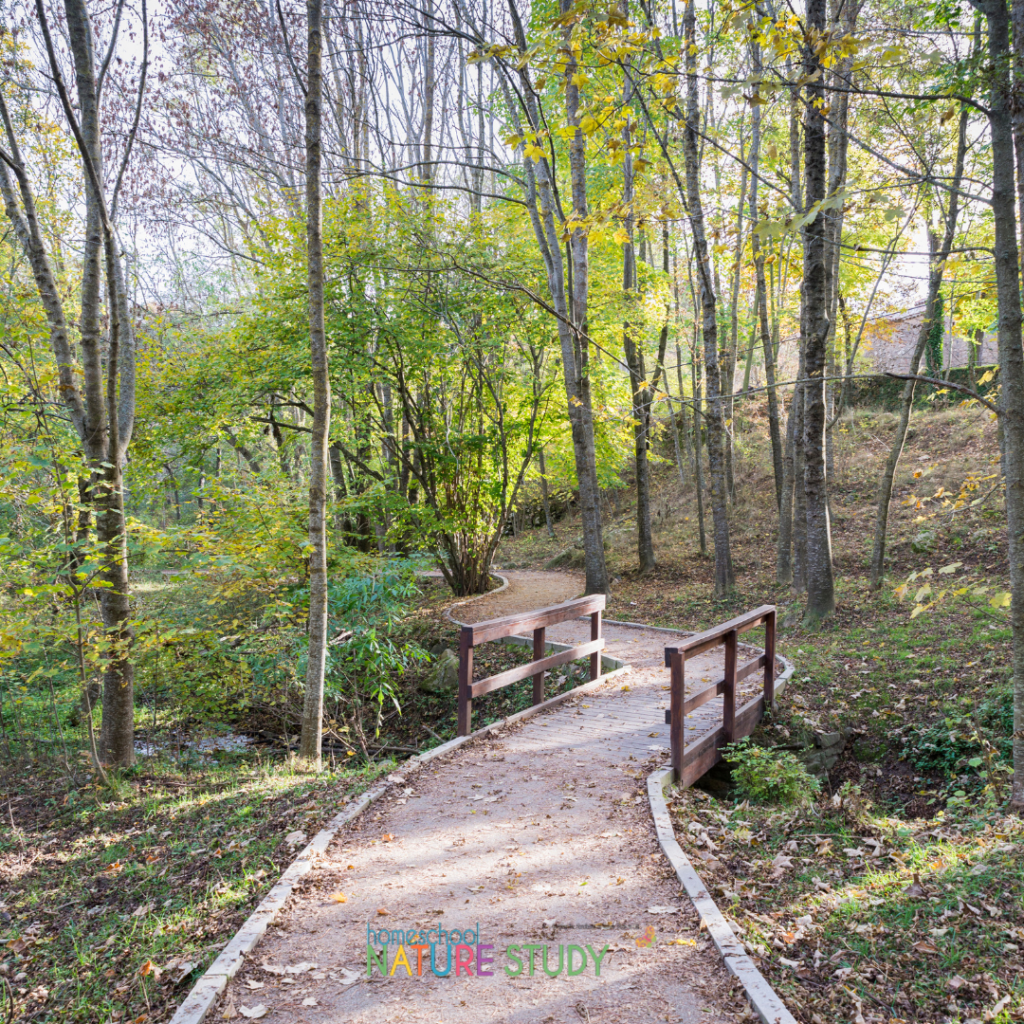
top-left (454, 595), bottom-right (784, 786)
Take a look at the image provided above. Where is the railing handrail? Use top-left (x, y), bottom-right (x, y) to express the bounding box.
top-left (457, 593), bottom-right (606, 736)
top-left (663, 604), bottom-right (775, 666)
top-left (462, 594), bottom-right (605, 646)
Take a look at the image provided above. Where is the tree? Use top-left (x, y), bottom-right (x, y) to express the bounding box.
top-left (799, 0), bottom-right (836, 625)
top-left (299, 0), bottom-right (330, 769)
top-left (0, 0), bottom-right (145, 765)
top-left (969, 0), bottom-right (1024, 806)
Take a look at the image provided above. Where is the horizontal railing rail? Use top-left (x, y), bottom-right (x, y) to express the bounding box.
top-left (457, 594), bottom-right (605, 736)
top-left (664, 605), bottom-right (777, 787)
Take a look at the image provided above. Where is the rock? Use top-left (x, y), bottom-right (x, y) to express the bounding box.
top-left (419, 649), bottom-right (460, 694)
top-left (815, 730), bottom-right (843, 750)
top-left (911, 528), bottom-right (936, 554)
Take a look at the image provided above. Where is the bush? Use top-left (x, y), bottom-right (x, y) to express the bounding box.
top-left (724, 739), bottom-right (821, 806)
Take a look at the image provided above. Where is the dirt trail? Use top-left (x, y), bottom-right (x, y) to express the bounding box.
top-left (218, 573), bottom-right (745, 1024)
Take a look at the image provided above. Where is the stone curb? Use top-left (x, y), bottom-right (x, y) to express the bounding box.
top-left (167, 656), bottom-right (629, 1024)
top-left (647, 768), bottom-right (798, 1024)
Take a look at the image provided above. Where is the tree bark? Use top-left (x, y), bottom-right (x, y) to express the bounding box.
top-left (970, 0), bottom-right (1024, 804)
top-left (8, 0), bottom-right (141, 766)
top-left (683, 0), bottom-right (732, 596)
top-left (799, 0), bottom-right (836, 625)
top-left (749, 35), bottom-right (784, 509)
top-left (621, 76), bottom-right (656, 573)
top-left (299, 0), bottom-right (330, 770)
top-left (870, 110), bottom-right (967, 589)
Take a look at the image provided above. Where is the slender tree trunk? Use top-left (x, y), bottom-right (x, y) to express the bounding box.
top-left (799, 0), bottom-right (835, 624)
top-left (691, 349), bottom-right (708, 556)
top-left (777, 386), bottom-right (797, 585)
top-left (870, 110), bottom-right (968, 588)
top-left (299, 0), bottom-right (330, 770)
top-left (1011, 0), bottom-right (1024, 265)
top-left (538, 446), bottom-right (555, 538)
top-left (683, 0), bottom-right (732, 595)
top-left (968, 0), bottom-right (1024, 804)
top-left (505, 0), bottom-right (608, 594)
top-left (560, 0), bottom-right (609, 593)
top-left (621, 80), bottom-right (656, 573)
top-left (748, 44), bottom-right (783, 509)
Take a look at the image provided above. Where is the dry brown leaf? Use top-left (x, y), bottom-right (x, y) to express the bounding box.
top-left (904, 872), bottom-right (929, 898)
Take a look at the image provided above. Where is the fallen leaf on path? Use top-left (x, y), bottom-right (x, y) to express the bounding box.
top-left (328, 893), bottom-right (347, 903)
top-left (911, 940), bottom-right (940, 955)
top-left (301, 998), bottom-right (317, 1007)
top-left (377, 907), bottom-right (389, 916)
top-left (244, 980), bottom-right (264, 990)
top-left (284, 831), bottom-right (306, 847)
top-left (647, 906), bottom-right (679, 914)
top-left (382, 834), bottom-right (394, 842)
top-left (238, 1006), bottom-right (267, 1020)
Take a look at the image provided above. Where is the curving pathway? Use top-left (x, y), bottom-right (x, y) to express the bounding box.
top-left (216, 574), bottom-right (750, 1024)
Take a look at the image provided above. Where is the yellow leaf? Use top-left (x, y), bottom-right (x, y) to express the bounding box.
top-left (329, 893), bottom-right (347, 903)
top-left (989, 592), bottom-right (1012, 609)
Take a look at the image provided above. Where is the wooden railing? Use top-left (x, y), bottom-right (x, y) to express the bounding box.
top-left (664, 605), bottom-right (777, 787)
top-left (457, 595), bottom-right (606, 736)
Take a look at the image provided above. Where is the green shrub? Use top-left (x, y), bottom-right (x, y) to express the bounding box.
top-left (723, 739), bottom-right (821, 806)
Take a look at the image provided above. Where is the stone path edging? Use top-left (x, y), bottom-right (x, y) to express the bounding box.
top-left (647, 768), bottom-right (798, 1024)
top-left (168, 655), bottom-right (629, 1024)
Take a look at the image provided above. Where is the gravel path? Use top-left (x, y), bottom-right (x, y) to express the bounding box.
top-left (218, 574), bottom-right (749, 1024)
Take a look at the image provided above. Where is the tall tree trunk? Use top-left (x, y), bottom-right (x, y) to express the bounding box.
top-left (299, 0), bottom-right (330, 770)
top-left (560, 0), bottom-right (609, 593)
top-left (504, 0), bottom-right (608, 594)
top-left (683, 0), bottom-right (732, 596)
top-left (538, 446), bottom-right (555, 538)
top-left (691, 338), bottom-right (709, 556)
top-left (8, 0), bottom-right (141, 766)
top-left (869, 110), bottom-right (968, 588)
top-left (748, 39), bottom-right (784, 509)
top-left (777, 386), bottom-right (798, 585)
top-left (800, 0), bottom-right (835, 624)
top-left (621, 77), bottom-right (656, 573)
top-left (968, 0), bottom-right (1024, 804)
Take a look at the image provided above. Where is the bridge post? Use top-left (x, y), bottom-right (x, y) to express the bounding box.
top-left (532, 627), bottom-right (546, 705)
top-left (763, 608), bottom-right (777, 711)
top-left (589, 609), bottom-right (602, 680)
top-left (722, 628), bottom-right (737, 743)
top-left (457, 627), bottom-right (473, 736)
top-left (669, 649), bottom-right (684, 784)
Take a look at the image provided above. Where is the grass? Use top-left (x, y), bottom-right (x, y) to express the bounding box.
top-left (667, 786), bottom-right (1023, 1023)
top-left (0, 756), bottom-right (389, 1024)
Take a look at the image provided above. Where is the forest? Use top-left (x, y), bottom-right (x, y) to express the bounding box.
top-left (1, 0), bottom-right (1023, 1022)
